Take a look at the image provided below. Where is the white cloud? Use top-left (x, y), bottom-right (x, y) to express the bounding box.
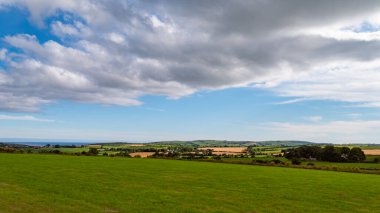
top-left (273, 98), bottom-right (309, 105)
top-left (258, 120), bottom-right (380, 143)
top-left (1, 1), bottom-right (380, 111)
top-left (50, 20), bottom-right (92, 38)
top-left (0, 114), bottom-right (55, 122)
top-left (304, 116), bottom-right (323, 122)
top-left (106, 33), bottom-right (125, 44)
top-left (0, 48), bottom-right (6, 60)
top-left (264, 59), bottom-right (380, 106)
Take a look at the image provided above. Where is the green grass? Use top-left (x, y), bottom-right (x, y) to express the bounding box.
top-left (219, 156), bottom-right (380, 173)
top-left (365, 155), bottom-right (380, 162)
top-left (353, 145), bottom-right (380, 150)
top-left (310, 161), bottom-right (380, 169)
top-left (0, 154), bottom-right (380, 213)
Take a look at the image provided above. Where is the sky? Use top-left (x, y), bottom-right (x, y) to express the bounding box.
top-left (1, 0), bottom-right (380, 143)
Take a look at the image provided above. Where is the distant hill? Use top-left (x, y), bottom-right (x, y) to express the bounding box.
top-left (255, 141), bottom-right (314, 146)
top-left (149, 140), bottom-right (314, 147)
top-left (150, 140), bottom-right (251, 147)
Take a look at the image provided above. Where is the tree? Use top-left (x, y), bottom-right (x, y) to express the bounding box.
top-left (321, 146), bottom-right (343, 162)
top-left (348, 147), bottom-right (365, 162)
top-left (247, 145), bottom-right (255, 156)
top-left (340, 147), bottom-right (351, 161)
top-left (284, 146), bottom-right (322, 160)
top-left (88, 148), bottom-right (99, 155)
top-left (250, 151), bottom-right (256, 158)
top-left (285, 145), bottom-right (353, 162)
top-left (205, 149), bottom-right (213, 156)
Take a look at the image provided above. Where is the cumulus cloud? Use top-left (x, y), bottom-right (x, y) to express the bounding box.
top-left (1, 0), bottom-right (380, 111)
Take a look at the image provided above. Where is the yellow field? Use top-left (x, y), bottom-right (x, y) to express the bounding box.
top-left (363, 149), bottom-right (380, 155)
top-left (199, 147), bottom-right (247, 155)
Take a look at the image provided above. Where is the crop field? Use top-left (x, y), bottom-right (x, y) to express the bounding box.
top-left (199, 147), bottom-right (247, 155)
top-left (363, 149), bottom-right (380, 155)
top-left (129, 152), bottom-right (155, 158)
top-left (0, 154), bottom-right (380, 213)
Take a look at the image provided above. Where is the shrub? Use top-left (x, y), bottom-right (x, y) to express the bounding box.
top-left (0, 148), bottom-right (16, 153)
top-left (255, 159), bottom-right (268, 164)
top-left (88, 148), bottom-right (99, 155)
top-left (212, 155), bottom-right (222, 160)
top-left (291, 158), bottom-right (302, 165)
top-left (52, 150), bottom-right (62, 154)
top-left (271, 159), bottom-right (282, 164)
top-left (307, 162), bottom-right (315, 166)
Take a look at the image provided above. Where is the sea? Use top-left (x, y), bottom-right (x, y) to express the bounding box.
top-left (2, 141), bottom-right (95, 147)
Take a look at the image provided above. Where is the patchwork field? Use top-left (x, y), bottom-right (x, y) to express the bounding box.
top-left (363, 149), bottom-right (380, 155)
top-left (129, 152), bottom-right (155, 158)
top-left (199, 147), bottom-right (247, 155)
top-left (0, 154), bottom-right (379, 212)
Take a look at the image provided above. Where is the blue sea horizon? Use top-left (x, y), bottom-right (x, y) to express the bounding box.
top-left (3, 141), bottom-right (94, 147)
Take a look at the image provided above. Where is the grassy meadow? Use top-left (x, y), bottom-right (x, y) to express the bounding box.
top-left (0, 154), bottom-right (380, 213)
top-left (222, 156), bottom-right (380, 167)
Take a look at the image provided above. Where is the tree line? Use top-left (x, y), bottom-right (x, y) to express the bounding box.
top-left (283, 145), bottom-right (365, 162)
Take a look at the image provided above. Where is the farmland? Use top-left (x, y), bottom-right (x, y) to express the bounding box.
top-left (198, 147), bottom-right (247, 155)
top-left (363, 149), bottom-right (380, 155)
top-left (1, 154), bottom-right (380, 213)
top-left (2, 141), bottom-right (380, 175)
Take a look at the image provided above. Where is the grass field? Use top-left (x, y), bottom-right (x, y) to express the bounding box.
top-left (309, 161), bottom-right (380, 169)
top-left (220, 156), bottom-right (380, 174)
top-left (0, 154), bottom-right (380, 213)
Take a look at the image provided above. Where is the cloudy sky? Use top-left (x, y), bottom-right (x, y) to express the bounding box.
top-left (1, 0), bottom-right (380, 143)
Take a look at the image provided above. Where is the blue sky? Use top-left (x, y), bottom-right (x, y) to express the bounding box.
top-left (1, 1), bottom-right (380, 143)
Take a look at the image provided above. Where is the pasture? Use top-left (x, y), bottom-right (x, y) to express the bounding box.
top-left (0, 154), bottom-right (380, 212)
top-left (39, 147), bottom-right (89, 153)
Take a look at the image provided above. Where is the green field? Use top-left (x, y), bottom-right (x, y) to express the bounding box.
top-left (0, 154), bottom-right (380, 213)
top-left (39, 147), bottom-right (89, 153)
top-left (309, 160), bottom-right (380, 169)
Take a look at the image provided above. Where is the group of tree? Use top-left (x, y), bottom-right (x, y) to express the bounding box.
top-left (246, 145), bottom-right (256, 157)
top-left (284, 145), bottom-right (365, 162)
top-left (106, 147), bottom-right (167, 153)
top-left (45, 144), bottom-right (79, 148)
